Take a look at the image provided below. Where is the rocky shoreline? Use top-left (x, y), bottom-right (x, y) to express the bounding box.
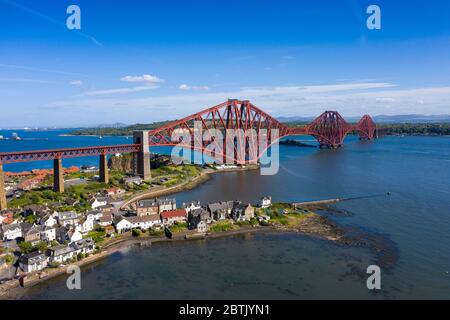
top-left (1, 211), bottom-right (350, 300)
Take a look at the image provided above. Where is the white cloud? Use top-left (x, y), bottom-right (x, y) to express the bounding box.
top-left (120, 74), bottom-right (163, 87)
top-left (70, 80), bottom-right (83, 87)
top-left (80, 86), bottom-right (156, 97)
top-left (178, 84), bottom-right (209, 91)
top-left (47, 82), bottom-right (450, 120)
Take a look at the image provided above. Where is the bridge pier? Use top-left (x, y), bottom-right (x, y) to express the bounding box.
top-left (133, 131), bottom-right (151, 180)
top-left (53, 158), bottom-right (64, 193)
top-left (99, 154), bottom-right (109, 184)
top-left (0, 164), bottom-right (7, 210)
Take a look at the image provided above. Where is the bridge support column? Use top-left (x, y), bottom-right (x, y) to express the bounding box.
top-left (53, 158), bottom-right (64, 193)
top-left (99, 154), bottom-right (109, 184)
top-left (133, 131), bottom-right (151, 180)
top-left (0, 164), bottom-right (7, 210)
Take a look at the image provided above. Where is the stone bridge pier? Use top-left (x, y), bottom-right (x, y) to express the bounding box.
top-left (0, 164), bottom-right (6, 210)
top-left (133, 130), bottom-right (151, 180)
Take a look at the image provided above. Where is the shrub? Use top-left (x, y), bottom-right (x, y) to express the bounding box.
top-left (4, 254), bottom-right (14, 264)
top-left (132, 229), bottom-right (142, 237)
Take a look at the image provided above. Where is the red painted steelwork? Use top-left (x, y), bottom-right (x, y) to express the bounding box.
top-left (0, 144), bottom-right (141, 164)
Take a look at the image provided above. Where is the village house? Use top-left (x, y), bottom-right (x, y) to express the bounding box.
top-left (104, 225), bottom-right (115, 237)
top-left (47, 245), bottom-right (76, 264)
top-left (67, 228), bottom-right (83, 243)
top-left (207, 201), bottom-right (234, 221)
top-left (22, 224), bottom-right (42, 245)
top-left (259, 196), bottom-right (272, 208)
top-left (231, 203), bottom-right (255, 221)
top-left (70, 238), bottom-right (95, 256)
top-left (182, 201), bottom-right (201, 213)
top-left (105, 187), bottom-right (126, 197)
top-left (40, 226), bottom-right (56, 242)
top-left (122, 176), bottom-right (143, 186)
top-left (97, 215), bottom-right (113, 227)
top-left (0, 211), bottom-right (15, 225)
top-left (160, 209), bottom-right (187, 225)
top-left (114, 216), bottom-right (133, 233)
top-left (64, 198), bottom-right (80, 207)
top-left (23, 204), bottom-right (47, 217)
top-left (158, 198), bottom-right (177, 213)
top-left (86, 210), bottom-right (103, 220)
top-left (19, 251), bottom-right (48, 273)
top-left (128, 215), bottom-right (161, 230)
top-left (136, 199), bottom-right (159, 217)
top-left (57, 211), bottom-right (79, 227)
top-left (77, 216), bottom-right (95, 234)
top-left (187, 208), bottom-right (210, 229)
top-left (39, 214), bottom-right (57, 228)
top-left (97, 204), bottom-right (113, 214)
top-left (89, 196), bottom-right (109, 209)
top-left (55, 226), bottom-right (82, 244)
top-left (0, 223), bottom-right (22, 241)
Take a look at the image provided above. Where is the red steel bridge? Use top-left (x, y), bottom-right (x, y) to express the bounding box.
top-left (0, 99), bottom-right (377, 210)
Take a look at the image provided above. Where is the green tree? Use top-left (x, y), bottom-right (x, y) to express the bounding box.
top-left (19, 241), bottom-right (34, 254)
top-left (34, 241), bottom-right (48, 252)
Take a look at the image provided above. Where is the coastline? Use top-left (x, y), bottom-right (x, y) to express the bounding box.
top-left (0, 226), bottom-right (284, 300)
top-left (121, 164), bottom-right (260, 209)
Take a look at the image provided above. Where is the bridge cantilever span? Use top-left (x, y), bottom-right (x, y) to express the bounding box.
top-left (0, 144), bottom-right (141, 164)
top-left (0, 99), bottom-right (379, 210)
top-left (0, 144), bottom-right (142, 208)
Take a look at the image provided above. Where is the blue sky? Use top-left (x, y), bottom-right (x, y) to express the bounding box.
top-left (1, 0), bottom-right (450, 127)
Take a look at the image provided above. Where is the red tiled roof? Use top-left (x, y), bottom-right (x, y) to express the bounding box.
top-left (161, 209), bottom-right (187, 219)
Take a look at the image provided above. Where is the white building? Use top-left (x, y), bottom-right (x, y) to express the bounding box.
top-left (19, 251), bottom-right (48, 273)
top-left (0, 223), bottom-right (23, 241)
top-left (260, 196), bottom-right (272, 208)
top-left (77, 216), bottom-right (95, 234)
top-left (114, 217), bottom-right (133, 233)
top-left (182, 201), bottom-right (201, 213)
top-left (47, 245), bottom-right (76, 264)
top-left (40, 214), bottom-right (57, 228)
top-left (114, 215), bottom-right (162, 233)
top-left (58, 211), bottom-right (79, 227)
top-left (40, 226), bottom-right (56, 242)
top-left (90, 196), bottom-right (109, 209)
top-left (67, 229), bottom-right (83, 243)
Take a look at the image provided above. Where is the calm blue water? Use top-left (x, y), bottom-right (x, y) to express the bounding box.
top-left (3, 130), bottom-right (450, 299)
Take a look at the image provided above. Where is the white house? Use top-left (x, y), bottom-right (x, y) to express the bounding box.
top-left (0, 223), bottom-right (23, 241)
top-left (70, 238), bottom-right (95, 255)
top-left (47, 245), bottom-right (76, 264)
top-left (67, 229), bottom-right (83, 243)
top-left (260, 196), bottom-right (272, 208)
top-left (77, 216), bottom-right (95, 234)
top-left (40, 226), bottom-right (56, 242)
top-left (40, 214), bottom-right (57, 228)
top-left (58, 211), bottom-right (79, 227)
top-left (19, 251), bottom-right (48, 273)
top-left (129, 215), bottom-right (161, 230)
top-left (114, 217), bottom-right (133, 233)
top-left (90, 196), bottom-right (109, 209)
top-left (97, 215), bottom-right (113, 227)
top-left (182, 201), bottom-right (201, 213)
